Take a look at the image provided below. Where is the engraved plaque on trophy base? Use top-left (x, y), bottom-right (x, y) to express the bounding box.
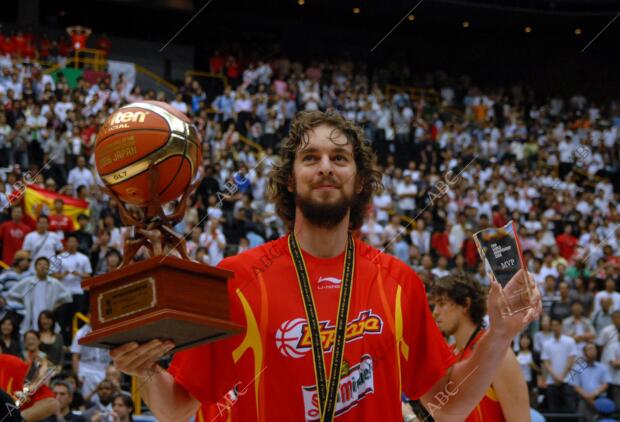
top-left (79, 255), bottom-right (242, 352)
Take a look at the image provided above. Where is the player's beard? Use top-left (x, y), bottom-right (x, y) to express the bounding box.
top-left (295, 188), bottom-right (355, 229)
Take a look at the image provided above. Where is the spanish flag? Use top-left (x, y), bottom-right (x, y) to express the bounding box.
top-left (23, 184), bottom-right (90, 229)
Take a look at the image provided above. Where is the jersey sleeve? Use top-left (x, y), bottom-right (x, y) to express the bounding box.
top-left (21, 384), bottom-right (55, 411)
top-left (168, 257), bottom-right (245, 406)
top-left (401, 270), bottom-right (456, 400)
top-left (168, 337), bottom-right (237, 406)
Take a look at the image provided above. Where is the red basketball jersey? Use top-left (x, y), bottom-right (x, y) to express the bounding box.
top-left (453, 329), bottom-right (507, 422)
top-left (169, 235), bottom-right (455, 421)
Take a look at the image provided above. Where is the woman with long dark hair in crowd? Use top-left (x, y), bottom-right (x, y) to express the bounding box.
top-left (0, 315), bottom-right (21, 356)
top-left (516, 333), bottom-right (541, 407)
top-left (111, 393), bottom-right (134, 422)
top-left (37, 310), bottom-right (65, 366)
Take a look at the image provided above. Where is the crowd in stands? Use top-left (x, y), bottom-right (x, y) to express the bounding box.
top-left (0, 41), bottom-right (619, 421)
top-left (0, 27), bottom-right (111, 62)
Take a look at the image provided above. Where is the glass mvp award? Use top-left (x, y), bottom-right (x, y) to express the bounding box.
top-left (473, 221), bottom-right (533, 316)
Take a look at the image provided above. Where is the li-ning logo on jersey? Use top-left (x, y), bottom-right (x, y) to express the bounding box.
top-left (318, 276), bottom-right (341, 289)
top-left (302, 355), bottom-right (375, 421)
top-left (275, 310), bottom-right (383, 359)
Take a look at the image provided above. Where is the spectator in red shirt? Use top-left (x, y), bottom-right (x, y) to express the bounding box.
top-left (210, 50), bottom-right (224, 74)
top-left (492, 205), bottom-right (508, 228)
top-left (2, 34), bottom-right (15, 56)
top-left (12, 32), bottom-right (26, 57)
top-left (66, 26), bottom-right (92, 52)
top-left (22, 42), bottom-right (36, 60)
top-left (49, 199), bottom-right (75, 241)
top-left (602, 245), bottom-right (620, 266)
top-left (225, 56), bottom-right (240, 88)
top-left (462, 224), bottom-right (480, 270)
top-left (556, 224), bottom-right (578, 261)
top-left (57, 36), bottom-right (70, 57)
top-left (0, 207), bottom-right (32, 266)
top-left (22, 31), bottom-right (35, 47)
top-left (80, 121), bottom-right (97, 156)
top-left (431, 225), bottom-right (452, 260)
top-left (38, 34), bottom-right (52, 60)
top-left (96, 33), bottom-right (112, 57)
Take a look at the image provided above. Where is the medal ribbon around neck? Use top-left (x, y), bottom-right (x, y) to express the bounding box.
top-left (288, 232), bottom-right (355, 422)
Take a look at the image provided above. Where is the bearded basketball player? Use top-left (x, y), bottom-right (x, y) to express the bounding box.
top-left (110, 110), bottom-right (541, 421)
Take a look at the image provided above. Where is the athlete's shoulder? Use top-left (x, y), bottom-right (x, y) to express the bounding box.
top-left (217, 235), bottom-right (288, 275)
top-left (355, 237), bottom-right (422, 285)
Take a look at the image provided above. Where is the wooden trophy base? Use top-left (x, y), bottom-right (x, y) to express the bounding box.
top-left (79, 255), bottom-right (243, 352)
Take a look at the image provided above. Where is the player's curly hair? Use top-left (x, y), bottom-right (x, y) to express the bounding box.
top-left (430, 272), bottom-right (488, 326)
top-left (267, 110), bottom-right (383, 231)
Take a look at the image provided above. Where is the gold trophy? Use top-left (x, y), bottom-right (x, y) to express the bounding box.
top-left (13, 360), bottom-right (59, 408)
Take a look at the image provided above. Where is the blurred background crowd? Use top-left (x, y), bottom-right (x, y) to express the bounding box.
top-left (0, 3), bottom-right (619, 421)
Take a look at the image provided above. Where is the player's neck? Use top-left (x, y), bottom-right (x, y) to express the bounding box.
top-left (293, 210), bottom-right (350, 258)
top-left (454, 318), bottom-right (478, 351)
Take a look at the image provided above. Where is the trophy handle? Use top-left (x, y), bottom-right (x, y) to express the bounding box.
top-left (102, 186), bottom-right (145, 228)
top-left (14, 361), bottom-right (60, 408)
top-left (145, 165), bottom-right (164, 220)
top-left (162, 172), bottom-right (204, 224)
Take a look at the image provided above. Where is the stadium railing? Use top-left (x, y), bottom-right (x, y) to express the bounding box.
top-left (71, 312), bottom-right (90, 338)
top-left (134, 64), bottom-right (179, 98)
top-left (186, 70), bottom-right (228, 103)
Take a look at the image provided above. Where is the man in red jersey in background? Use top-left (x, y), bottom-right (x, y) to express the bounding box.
top-left (430, 273), bottom-right (530, 421)
top-left (0, 354), bottom-right (59, 422)
top-left (0, 207), bottom-right (31, 266)
top-left (111, 110), bottom-right (541, 421)
top-left (556, 224), bottom-right (578, 261)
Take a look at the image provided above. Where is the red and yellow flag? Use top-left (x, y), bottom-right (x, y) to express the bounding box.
top-left (23, 184), bottom-right (90, 229)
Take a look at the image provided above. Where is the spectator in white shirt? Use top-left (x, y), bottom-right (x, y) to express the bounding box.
top-left (597, 311), bottom-right (620, 369)
top-left (593, 278), bottom-right (620, 314)
top-left (449, 213), bottom-right (466, 256)
top-left (542, 317), bottom-right (579, 412)
top-left (534, 314), bottom-right (554, 354)
top-left (67, 155), bottom-right (95, 196)
top-left (170, 93), bottom-right (188, 114)
top-left (372, 190), bottom-right (392, 225)
top-left (605, 340), bottom-right (620, 410)
top-left (558, 135), bottom-right (577, 179)
top-left (54, 94), bottom-right (74, 122)
top-left (51, 234), bottom-right (93, 343)
top-left (360, 212), bottom-right (384, 249)
top-left (516, 334), bottom-right (540, 405)
top-left (592, 297), bottom-right (615, 333)
top-left (6, 256), bottom-right (72, 334)
top-left (562, 300), bottom-right (596, 354)
top-left (431, 256), bottom-right (451, 279)
top-left (22, 215), bottom-right (64, 271)
top-left (71, 322), bottom-right (112, 397)
top-left (200, 220), bottom-right (226, 266)
top-left (396, 174), bottom-right (417, 218)
top-left (540, 253), bottom-right (559, 281)
top-left (410, 220), bottom-right (431, 256)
